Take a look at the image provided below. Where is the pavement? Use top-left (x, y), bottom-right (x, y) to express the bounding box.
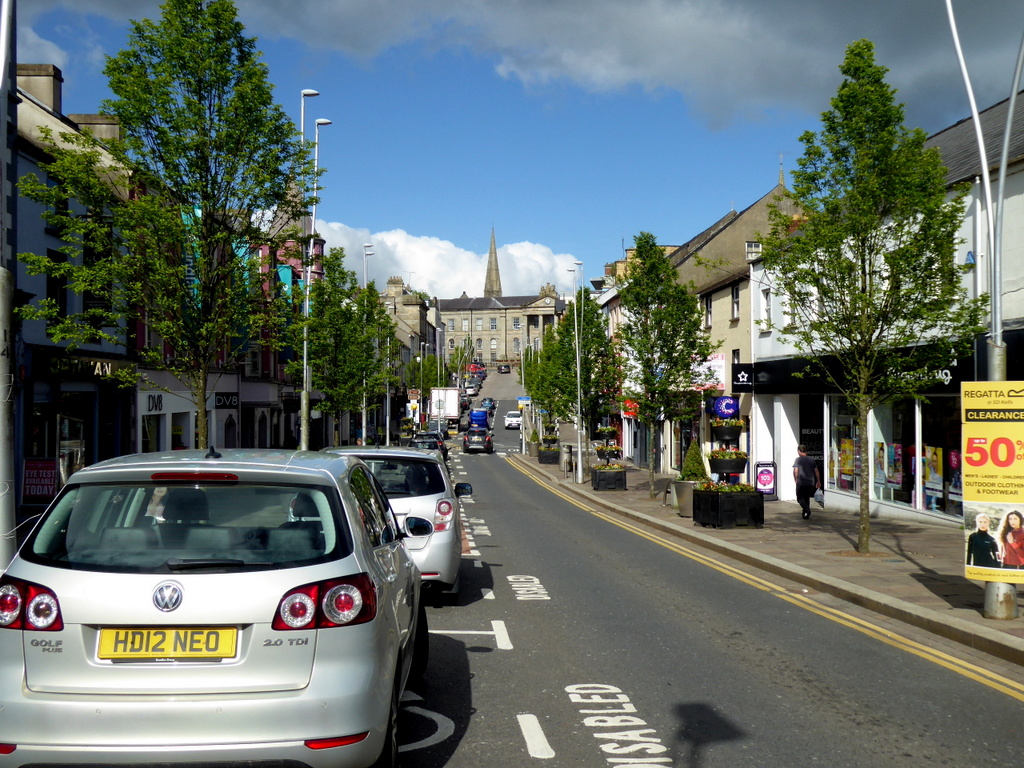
top-left (504, 449), bottom-right (1024, 668)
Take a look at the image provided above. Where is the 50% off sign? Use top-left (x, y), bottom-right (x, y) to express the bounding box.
top-left (961, 382), bottom-right (1024, 502)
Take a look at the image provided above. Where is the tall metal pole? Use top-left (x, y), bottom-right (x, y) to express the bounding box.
top-left (361, 243), bottom-right (372, 443)
top-left (297, 89), bottom-right (318, 451)
top-left (946, 1), bottom-right (1019, 618)
top-left (301, 117), bottom-right (331, 450)
top-left (574, 262), bottom-right (584, 484)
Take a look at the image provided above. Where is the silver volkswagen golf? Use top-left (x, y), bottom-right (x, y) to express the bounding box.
top-left (0, 449), bottom-right (431, 767)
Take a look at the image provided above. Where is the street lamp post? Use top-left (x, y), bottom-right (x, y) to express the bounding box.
top-left (567, 262), bottom-right (584, 483)
top-left (300, 116), bottom-right (331, 451)
top-left (297, 88), bottom-right (318, 450)
top-left (361, 243), bottom-right (373, 444)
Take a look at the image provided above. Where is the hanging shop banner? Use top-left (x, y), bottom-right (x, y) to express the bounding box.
top-left (961, 382), bottom-right (1024, 583)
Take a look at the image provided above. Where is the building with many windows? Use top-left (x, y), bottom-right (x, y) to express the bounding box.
top-left (437, 230), bottom-right (564, 364)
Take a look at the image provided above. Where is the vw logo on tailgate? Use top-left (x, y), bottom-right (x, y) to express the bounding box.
top-left (153, 582), bottom-right (184, 612)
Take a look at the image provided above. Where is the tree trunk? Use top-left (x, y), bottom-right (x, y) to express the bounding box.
top-left (646, 421), bottom-right (657, 499)
top-left (194, 369), bottom-right (209, 450)
top-left (856, 397), bottom-right (871, 553)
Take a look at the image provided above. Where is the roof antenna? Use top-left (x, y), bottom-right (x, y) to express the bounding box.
top-left (205, 445), bottom-right (221, 459)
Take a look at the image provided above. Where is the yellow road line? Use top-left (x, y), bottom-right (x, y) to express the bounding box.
top-left (513, 459), bottom-right (1024, 702)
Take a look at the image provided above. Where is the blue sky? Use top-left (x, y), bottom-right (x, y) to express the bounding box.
top-left (18, 1), bottom-right (1024, 299)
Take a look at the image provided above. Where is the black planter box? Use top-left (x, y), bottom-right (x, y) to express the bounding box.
top-left (538, 450), bottom-right (560, 465)
top-left (692, 491), bottom-right (764, 529)
top-left (711, 425), bottom-right (743, 442)
top-left (709, 457), bottom-right (748, 475)
top-left (591, 468), bottom-right (627, 491)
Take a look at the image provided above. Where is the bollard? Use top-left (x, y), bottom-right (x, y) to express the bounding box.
top-left (983, 581), bottom-right (1019, 620)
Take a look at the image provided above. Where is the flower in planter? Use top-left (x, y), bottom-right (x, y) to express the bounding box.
top-left (710, 417), bottom-right (744, 428)
top-left (595, 461), bottom-right (628, 470)
top-left (595, 443), bottom-right (620, 452)
top-left (537, 445), bottom-right (560, 452)
top-left (709, 447), bottom-right (748, 459)
top-left (698, 481), bottom-right (757, 493)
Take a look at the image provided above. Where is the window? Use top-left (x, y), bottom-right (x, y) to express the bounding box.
top-left (732, 348), bottom-right (740, 365)
top-left (475, 318), bottom-right (483, 331)
top-left (746, 241), bottom-right (762, 261)
top-left (461, 318), bottom-right (469, 332)
top-left (513, 337), bottom-right (521, 354)
top-left (448, 319), bottom-right (455, 332)
top-left (244, 346), bottom-right (261, 377)
top-left (731, 284), bottom-right (741, 320)
top-left (762, 288), bottom-right (772, 325)
top-left (475, 338), bottom-right (482, 350)
top-left (448, 338), bottom-right (455, 350)
top-left (490, 338), bottom-right (497, 350)
top-left (704, 295), bottom-right (712, 327)
top-left (512, 317), bottom-right (521, 331)
top-left (489, 317), bottom-right (497, 331)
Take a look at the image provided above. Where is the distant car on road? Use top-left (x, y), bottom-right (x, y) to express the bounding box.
top-left (480, 396), bottom-right (497, 415)
top-left (497, 363), bottom-right (511, 374)
top-left (504, 410), bottom-right (522, 429)
top-left (463, 427), bottom-right (494, 454)
top-left (468, 408), bottom-right (491, 430)
top-left (0, 449), bottom-right (431, 768)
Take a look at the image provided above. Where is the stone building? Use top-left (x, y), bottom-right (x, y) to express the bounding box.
top-left (436, 230), bottom-right (564, 363)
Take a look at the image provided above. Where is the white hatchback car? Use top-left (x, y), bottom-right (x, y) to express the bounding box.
top-left (504, 410), bottom-right (523, 429)
top-left (0, 449), bottom-right (431, 768)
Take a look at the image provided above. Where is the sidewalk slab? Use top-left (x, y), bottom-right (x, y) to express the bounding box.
top-left (505, 451), bottom-right (1024, 667)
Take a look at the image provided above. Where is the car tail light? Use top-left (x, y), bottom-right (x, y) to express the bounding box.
top-left (434, 499), bottom-right (455, 531)
top-left (273, 574), bottom-right (377, 630)
top-left (0, 576), bottom-right (63, 631)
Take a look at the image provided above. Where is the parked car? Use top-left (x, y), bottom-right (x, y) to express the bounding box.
top-left (497, 363), bottom-right (511, 374)
top-left (504, 410), bottom-right (523, 429)
top-left (325, 446), bottom-right (471, 599)
top-left (409, 431), bottom-right (448, 460)
top-left (464, 380), bottom-right (480, 397)
top-left (463, 427), bottom-right (494, 454)
top-left (480, 397), bottom-right (497, 415)
top-left (0, 449), bottom-right (431, 768)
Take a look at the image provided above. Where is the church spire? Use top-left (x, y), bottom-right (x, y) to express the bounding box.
top-left (483, 228), bottom-right (503, 298)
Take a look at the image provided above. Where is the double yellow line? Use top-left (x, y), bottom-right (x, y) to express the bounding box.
top-left (510, 457), bottom-right (1024, 702)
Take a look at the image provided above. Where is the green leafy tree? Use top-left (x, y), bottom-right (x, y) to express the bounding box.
top-left (619, 232), bottom-right (716, 497)
top-left (761, 40), bottom-right (987, 552)
top-left (17, 0), bottom-right (313, 448)
top-left (547, 288), bottom-right (621, 446)
top-left (291, 248), bottom-right (400, 443)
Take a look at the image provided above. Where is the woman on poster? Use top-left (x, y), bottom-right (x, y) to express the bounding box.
top-left (997, 511), bottom-right (1024, 569)
top-left (966, 513), bottom-right (1000, 568)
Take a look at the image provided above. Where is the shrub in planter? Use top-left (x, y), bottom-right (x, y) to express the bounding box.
top-left (674, 440), bottom-right (710, 514)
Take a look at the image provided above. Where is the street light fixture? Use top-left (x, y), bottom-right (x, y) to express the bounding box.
top-left (300, 116), bottom-right (331, 451)
top-left (361, 243), bottom-right (373, 443)
top-left (571, 261), bottom-right (584, 483)
top-left (297, 88), bottom-right (318, 450)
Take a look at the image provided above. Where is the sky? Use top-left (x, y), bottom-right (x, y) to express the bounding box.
top-left (17, 1), bottom-right (1024, 299)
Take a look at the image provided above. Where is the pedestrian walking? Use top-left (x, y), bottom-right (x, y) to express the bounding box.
top-left (793, 445), bottom-right (820, 520)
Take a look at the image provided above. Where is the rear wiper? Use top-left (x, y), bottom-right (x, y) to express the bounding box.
top-left (165, 557), bottom-right (247, 570)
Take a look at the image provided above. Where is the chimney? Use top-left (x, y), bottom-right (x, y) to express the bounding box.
top-left (68, 113), bottom-right (121, 142)
top-left (17, 64), bottom-right (63, 113)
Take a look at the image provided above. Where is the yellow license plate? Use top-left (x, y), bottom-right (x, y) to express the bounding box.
top-left (98, 627), bottom-right (237, 660)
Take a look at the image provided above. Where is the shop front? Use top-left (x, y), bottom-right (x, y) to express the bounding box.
top-left (752, 351), bottom-right (976, 522)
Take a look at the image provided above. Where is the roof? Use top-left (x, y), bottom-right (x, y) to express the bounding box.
top-left (437, 295), bottom-right (564, 311)
top-left (926, 89), bottom-right (1024, 184)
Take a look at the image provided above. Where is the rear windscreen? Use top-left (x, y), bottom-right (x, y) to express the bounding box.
top-left (360, 458), bottom-right (447, 498)
top-left (23, 483), bottom-right (352, 573)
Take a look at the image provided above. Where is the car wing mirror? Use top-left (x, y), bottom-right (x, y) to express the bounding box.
top-left (454, 482), bottom-right (473, 497)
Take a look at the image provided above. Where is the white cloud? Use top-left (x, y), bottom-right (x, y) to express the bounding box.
top-left (318, 221), bottom-right (580, 299)
top-left (16, 25), bottom-right (68, 70)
